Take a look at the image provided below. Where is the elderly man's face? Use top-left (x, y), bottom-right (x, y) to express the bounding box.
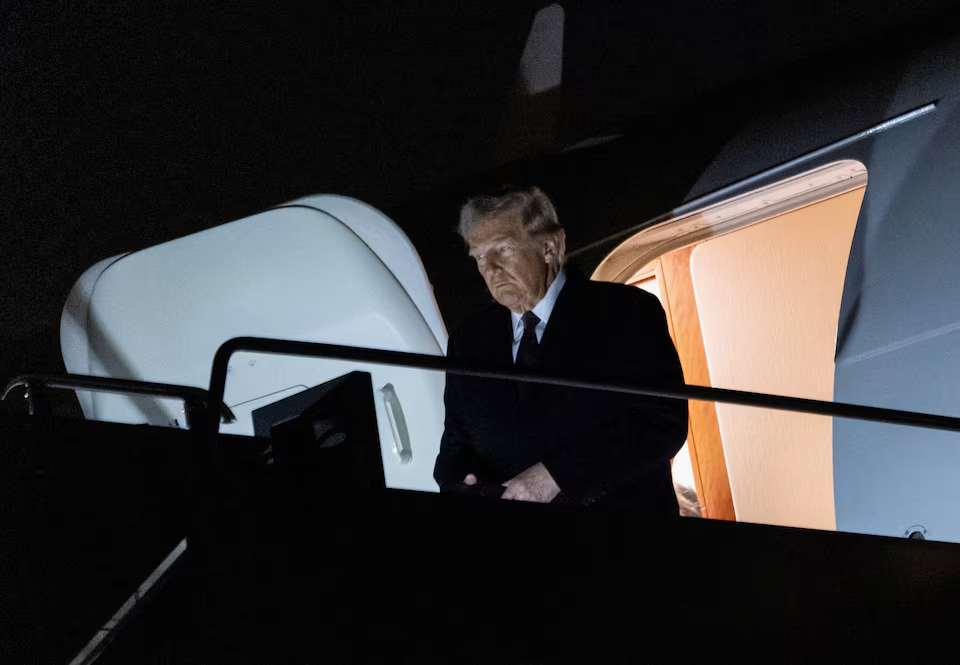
top-left (466, 214), bottom-right (563, 313)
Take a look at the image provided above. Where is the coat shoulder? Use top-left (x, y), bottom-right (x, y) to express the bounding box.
top-left (578, 278), bottom-right (666, 319)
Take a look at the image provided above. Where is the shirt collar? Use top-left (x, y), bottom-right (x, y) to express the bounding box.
top-left (511, 269), bottom-right (567, 338)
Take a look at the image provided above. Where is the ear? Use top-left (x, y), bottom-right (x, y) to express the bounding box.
top-left (543, 230), bottom-right (566, 264)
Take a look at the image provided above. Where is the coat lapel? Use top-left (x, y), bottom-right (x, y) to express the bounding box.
top-left (537, 270), bottom-right (585, 363)
top-left (492, 305), bottom-right (515, 367)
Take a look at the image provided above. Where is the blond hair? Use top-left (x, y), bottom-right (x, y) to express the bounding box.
top-left (458, 185), bottom-right (562, 241)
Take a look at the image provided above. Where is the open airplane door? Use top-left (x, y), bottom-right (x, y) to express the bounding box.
top-left (60, 195), bottom-right (447, 493)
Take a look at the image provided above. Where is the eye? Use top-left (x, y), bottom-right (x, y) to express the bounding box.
top-left (499, 245), bottom-right (514, 255)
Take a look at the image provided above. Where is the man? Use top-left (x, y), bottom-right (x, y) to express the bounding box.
top-left (433, 185), bottom-right (689, 515)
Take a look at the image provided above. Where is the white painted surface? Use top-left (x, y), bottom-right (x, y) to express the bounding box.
top-left (60, 254), bottom-right (128, 417)
top-left (518, 4), bottom-right (564, 95)
top-left (689, 189), bottom-right (863, 529)
top-left (61, 200), bottom-right (447, 492)
top-left (286, 195), bottom-right (447, 352)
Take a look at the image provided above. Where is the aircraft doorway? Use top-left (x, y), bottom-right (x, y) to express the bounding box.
top-left (595, 161), bottom-right (867, 528)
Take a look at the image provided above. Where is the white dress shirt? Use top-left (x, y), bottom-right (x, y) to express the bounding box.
top-left (510, 269), bottom-right (567, 362)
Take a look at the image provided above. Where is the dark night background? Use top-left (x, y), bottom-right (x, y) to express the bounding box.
top-left (8, 3), bottom-right (960, 662)
top-left (3, 0), bottom-right (959, 385)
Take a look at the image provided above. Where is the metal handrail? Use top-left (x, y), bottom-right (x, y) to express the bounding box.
top-left (209, 337), bottom-right (960, 434)
top-left (3, 373), bottom-right (236, 424)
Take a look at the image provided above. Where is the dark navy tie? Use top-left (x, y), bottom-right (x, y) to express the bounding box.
top-left (516, 311), bottom-right (541, 368)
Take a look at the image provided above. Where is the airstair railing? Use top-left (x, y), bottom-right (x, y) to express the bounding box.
top-left (20, 335), bottom-right (959, 665)
top-left (3, 373), bottom-right (236, 427)
top-left (208, 336), bottom-right (960, 434)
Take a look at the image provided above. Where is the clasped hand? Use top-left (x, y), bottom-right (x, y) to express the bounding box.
top-left (463, 462), bottom-right (560, 503)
